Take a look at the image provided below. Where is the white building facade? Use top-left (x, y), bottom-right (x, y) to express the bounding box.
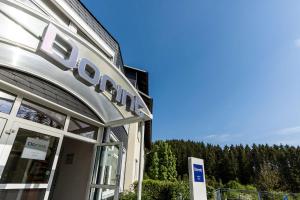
top-left (0, 0), bottom-right (153, 199)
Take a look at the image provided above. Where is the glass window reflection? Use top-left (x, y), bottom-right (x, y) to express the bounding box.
top-left (0, 90), bottom-right (16, 114)
top-left (68, 117), bottom-right (98, 140)
top-left (0, 189), bottom-right (46, 200)
top-left (92, 145), bottom-right (119, 186)
top-left (89, 188), bottom-right (114, 200)
top-left (0, 128), bottom-right (59, 184)
top-left (90, 145), bottom-right (119, 200)
top-left (17, 100), bottom-right (66, 129)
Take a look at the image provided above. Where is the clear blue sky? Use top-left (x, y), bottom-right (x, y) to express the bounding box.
top-left (81, 0), bottom-right (300, 146)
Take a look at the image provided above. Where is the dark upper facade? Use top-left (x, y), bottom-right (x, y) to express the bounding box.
top-left (123, 66), bottom-right (153, 149)
top-left (123, 66), bottom-right (153, 112)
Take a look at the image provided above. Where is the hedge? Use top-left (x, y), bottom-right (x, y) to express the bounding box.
top-left (121, 179), bottom-right (189, 200)
top-left (120, 179), bottom-right (216, 200)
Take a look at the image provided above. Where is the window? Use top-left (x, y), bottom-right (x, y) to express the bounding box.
top-left (90, 144), bottom-right (120, 199)
top-left (68, 117), bottom-right (98, 140)
top-left (0, 128), bottom-right (59, 184)
top-left (0, 90), bottom-right (16, 114)
top-left (17, 100), bottom-right (66, 129)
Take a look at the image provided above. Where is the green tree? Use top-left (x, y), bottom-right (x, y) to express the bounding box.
top-left (146, 139), bottom-right (300, 192)
top-left (256, 162), bottom-right (280, 191)
top-left (148, 152), bottom-right (159, 180)
top-left (147, 141), bottom-right (177, 181)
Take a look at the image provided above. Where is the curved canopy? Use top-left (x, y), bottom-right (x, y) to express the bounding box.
top-left (0, 1), bottom-right (152, 125)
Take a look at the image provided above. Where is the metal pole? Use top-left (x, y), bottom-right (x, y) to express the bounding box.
top-left (258, 191), bottom-right (261, 200)
top-left (99, 127), bottom-right (111, 199)
top-left (137, 121), bottom-right (145, 200)
top-left (114, 142), bottom-right (123, 200)
top-left (216, 189), bottom-right (222, 200)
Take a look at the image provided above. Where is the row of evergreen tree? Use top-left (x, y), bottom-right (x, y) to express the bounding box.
top-left (145, 140), bottom-right (300, 193)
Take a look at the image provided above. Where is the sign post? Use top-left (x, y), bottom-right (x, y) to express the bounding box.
top-left (188, 157), bottom-right (207, 200)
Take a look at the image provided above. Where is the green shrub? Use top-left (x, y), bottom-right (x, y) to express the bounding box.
top-left (244, 184), bottom-right (257, 191)
top-left (120, 179), bottom-right (220, 200)
top-left (206, 176), bottom-right (222, 189)
top-left (120, 179), bottom-right (191, 200)
top-left (224, 180), bottom-right (245, 190)
top-left (221, 180), bottom-right (258, 200)
top-left (142, 179), bottom-right (189, 200)
top-left (120, 191), bottom-right (136, 200)
top-left (207, 185), bottom-right (216, 200)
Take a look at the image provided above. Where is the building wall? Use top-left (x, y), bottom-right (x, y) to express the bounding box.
top-left (51, 137), bottom-right (94, 200)
top-left (123, 122), bottom-right (145, 191)
top-left (5, 0), bottom-right (150, 196)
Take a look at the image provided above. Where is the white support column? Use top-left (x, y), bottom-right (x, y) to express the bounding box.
top-left (137, 121), bottom-right (145, 200)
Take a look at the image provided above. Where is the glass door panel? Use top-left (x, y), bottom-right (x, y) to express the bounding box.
top-left (0, 121), bottom-right (62, 200)
top-left (0, 128), bottom-right (59, 184)
top-left (89, 143), bottom-right (123, 200)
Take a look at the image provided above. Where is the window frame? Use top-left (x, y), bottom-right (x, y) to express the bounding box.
top-left (16, 98), bottom-right (67, 130)
top-left (0, 89), bottom-right (16, 115)
top-left (0, 87), bottom-right (103, 143)
top-left (67, 116), bottom-right (100, 140)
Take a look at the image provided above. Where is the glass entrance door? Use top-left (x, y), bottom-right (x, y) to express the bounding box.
top-left (89, 142), bottom-right (123, 200)
top-left (0, 121), bottom-right (62, 200)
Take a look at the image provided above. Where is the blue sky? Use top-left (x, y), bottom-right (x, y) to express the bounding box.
top-left (81, 0), bottom-right (300, 146)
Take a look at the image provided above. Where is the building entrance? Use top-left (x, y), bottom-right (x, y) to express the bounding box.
top-left (49, 137), bottom-right (94, 200)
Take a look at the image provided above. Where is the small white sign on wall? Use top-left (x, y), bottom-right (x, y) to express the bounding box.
top-left (21, 137), bottom-right (49, 160)
top-left (188, 157), bottom-right (208, 200)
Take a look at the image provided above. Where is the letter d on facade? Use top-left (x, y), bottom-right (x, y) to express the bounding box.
top-left (39, 23), bottom-right (78, 70)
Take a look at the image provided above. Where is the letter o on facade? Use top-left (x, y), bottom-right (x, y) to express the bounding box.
top-left (75, 58), bottom-right (101, 86)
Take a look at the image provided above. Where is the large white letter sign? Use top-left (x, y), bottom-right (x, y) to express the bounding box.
top-left (39, 24), bottom-right (78, 70)
top-left (188, 157), bottom-right (207, 200)
top-left (39, 23), bottom-right (146, 117)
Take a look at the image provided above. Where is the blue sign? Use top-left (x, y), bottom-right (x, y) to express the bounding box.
top-left (193, 164), bottom-right (204, 182)
top-left (283, 195), bottom-right (288, 200)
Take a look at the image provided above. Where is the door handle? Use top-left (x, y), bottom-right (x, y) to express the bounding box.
top-left (4, 129), bottom-right (16, 135)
